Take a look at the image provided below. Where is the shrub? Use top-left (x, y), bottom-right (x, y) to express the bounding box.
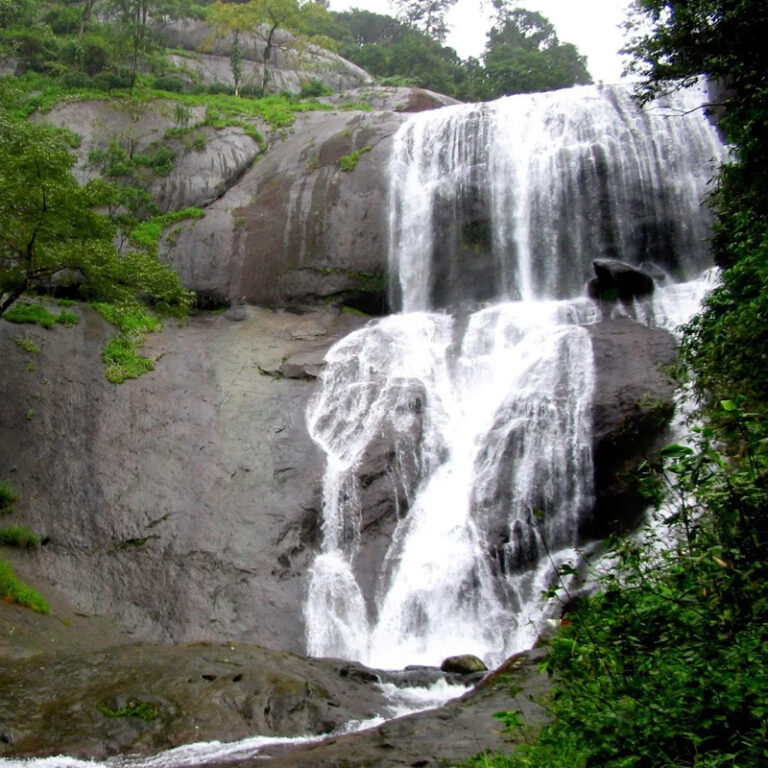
top-left (0, 525), bottom-right (41, 549)
top-left (152, 74), bottom-right (189, 93)
top-left (338, 145), bottom-right (372, 171)
top-left (299, 78), bottom-right (332, 98)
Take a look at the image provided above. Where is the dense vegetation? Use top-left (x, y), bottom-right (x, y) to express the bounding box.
top-left (455, 2), bottom-right (768, 767)
top-left (0, 1), bottom-right (591, 103)
top-left (313, 3), bottom-right (591, 100)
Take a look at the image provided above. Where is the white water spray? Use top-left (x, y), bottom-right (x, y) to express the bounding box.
top-left (306, 82), bottom-right (728, 669)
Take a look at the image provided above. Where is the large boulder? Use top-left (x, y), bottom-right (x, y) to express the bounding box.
top-left (39, 100), bottom-right (263, 211)
top-left (0, 641), bottom-right (392, 759)
top-left (160, 109), bottom-right (405, 309)
top-left (586, 317), bottom-right (679, 536)
top-left (587, 259), bottom-right (656, 301)
top-left (154, 18), bottom-right (373, 95)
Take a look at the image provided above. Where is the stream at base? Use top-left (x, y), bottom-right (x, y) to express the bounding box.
top-left (0, 679), bottom-right (471, 768)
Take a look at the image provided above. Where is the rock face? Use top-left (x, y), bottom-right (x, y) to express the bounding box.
top-left (41, 100), bottom-right (263, 211)
top-left (0, 304), bottom-right (367, 651)
top-left (160, 109), bottom-right (404, 310)
top-left (587, 317), bottom-right (679, 536)
top-left (41, 96), bottom-right (410, 309)
top-left (154, 18), bottom-right (373, 95)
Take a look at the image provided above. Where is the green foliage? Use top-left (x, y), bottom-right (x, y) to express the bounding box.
top-left (392, 0), bottom-right (458, 42)
top-left (56, 310), bottom-right (79, 327)
top-left (88, 140), bottom-right (177, 182)
top-left (92, 302), bottom-right (160, 384)
top-left (482, 7), bottom-right (592, 97)
top-left (307, 7), bottom-right (590, 101)
top-left (337, 145), bottom-right (372, 172)
top-left (299, 78), bottom-right (331, 98)
top-left (99, 700), bottom-right (160, 721)
top-left (90, 302), bottom-right (161, 335)
top-left (128, 208), bottom-right (205, 253)
top-left (4, 303), bottom-right (58, 329)
top-left (0, 560), bottom-right (50, 614)
top-left (0, 113), bottom-right (191, 326)
top-left (0, 480), bottom-right (17, 515)
top-left (101, 335), bottom-right (155, 383)
top-left (209, 0), bottom-right (331, 93)
top-left (0, 525), bottom-right (41, 549)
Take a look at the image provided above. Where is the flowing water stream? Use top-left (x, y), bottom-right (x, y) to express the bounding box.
top-left (305, 81), bottom-right (728, 670)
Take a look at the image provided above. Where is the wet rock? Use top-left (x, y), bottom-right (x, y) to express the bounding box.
top-left (588, 259), bottom-right (655, 301)
top-left (0, 642), bottom-right (392, 759)
top-left (440, 654), bottom-right (488, 675)
top-left (227, 648), bottom-right (552, 768)
top-left (351, 377), bottom-right (427, 610)
top-left (320, 86), bottom-right (461, 113)
top-left (587, 317), bottom-right (678, 536)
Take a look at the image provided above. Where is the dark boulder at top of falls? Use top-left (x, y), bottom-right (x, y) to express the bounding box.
top-left (587, 259), bottom-right (656, 301)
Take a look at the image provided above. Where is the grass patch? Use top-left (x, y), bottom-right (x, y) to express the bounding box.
top-left (0, 560), bottom-right (50, 614)
top-left (338, 145), bottom-right (372, 172)
top-left (128, 208), bottom-right (205, 254)
top-left (0, 525), bottom-right (41, 549)
top-left (91, 303), bottom-right (161, 384)
top-left (5, 303), bottom-right (58, 328)
top-left (56, 311), bottom-right (79, 327)
top-left (14, 335), bottom-right (40, 354)
top-left (5, 302), bottom-right (79, 329)
top-left (90, 303), bottom-right (162, 336)
top-left (101, 336), bottom-right (155, 384)
top-left (0, 481), bottom-right (17, 515)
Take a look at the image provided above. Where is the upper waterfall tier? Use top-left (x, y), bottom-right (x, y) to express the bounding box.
top-left (388, 82), bottom-right (729, 311)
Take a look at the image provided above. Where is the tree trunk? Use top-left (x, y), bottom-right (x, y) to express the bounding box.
top-left (261, 23), bottom-right (279, 95)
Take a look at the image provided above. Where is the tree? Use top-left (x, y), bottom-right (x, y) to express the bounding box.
top-left (483, 7), bottom-right (591, 96)
top-left (392, 0), bottom-right (458, 42)
top-left (0, 0), bottom-right (39, 28)
top-left (210, 0), bottom-right (329, 94)
top-left (0, 114), bottom-right (191, 319)
top-left (625, 0), bottom-right (768, 419)
top-left (103, 0), bottom-right (154, 87)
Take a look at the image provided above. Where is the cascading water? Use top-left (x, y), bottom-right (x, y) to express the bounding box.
top-left (305, 82), bottom-right (729, 670)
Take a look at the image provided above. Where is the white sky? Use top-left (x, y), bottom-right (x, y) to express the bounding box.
top-left (328, 0), bottom-right (634, 83)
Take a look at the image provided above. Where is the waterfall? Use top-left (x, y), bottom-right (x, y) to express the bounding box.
top-left (305, 82), bottom-right (728, 669)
